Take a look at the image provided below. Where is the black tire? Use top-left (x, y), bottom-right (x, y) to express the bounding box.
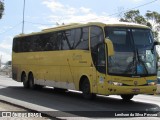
top-left (81, 78), bottom-right (96, 100)
top-left (121, 94), bottom-right (134, 101)
top-left (28, 73), bottom-right (35, 89)
top-left (22, 73), bottom-right (29, 88)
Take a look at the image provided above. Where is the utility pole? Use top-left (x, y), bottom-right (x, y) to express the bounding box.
top-left (22, 0), bottom-right (25, 34)
top-left (0, 55), bottom-right (2, 68)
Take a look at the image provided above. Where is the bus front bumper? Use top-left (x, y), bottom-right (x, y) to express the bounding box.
top-left (107, 85), bottom-right (157, 95)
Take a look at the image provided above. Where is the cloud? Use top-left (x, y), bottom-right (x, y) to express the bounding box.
top-left (42, 0), bottom-right (77, 15)
top-left (42, 0), bottom-right (118, 25)
top-left (80, 7), bottom-right (91, 14)
top-left (42, 0), bottom-right (64, 12)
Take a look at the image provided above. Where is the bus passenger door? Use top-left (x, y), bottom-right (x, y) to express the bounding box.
top-left (91, 64), bottom-right (98, 93)
top-left (90, 26), bottom-right (106, 95)
top-left (91, 44), bottom-right (106, 95)
top-left (96, 44), bottom-right (106, 95)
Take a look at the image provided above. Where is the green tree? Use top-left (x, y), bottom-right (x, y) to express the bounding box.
top-left (145, 11), bottom-right (160, 39)
top-left (0, 0), bottom-right (4, 19)
top-left (120, 10), bottom-right (160, 40)
top-left (120, 10), bottom-right (147, 24)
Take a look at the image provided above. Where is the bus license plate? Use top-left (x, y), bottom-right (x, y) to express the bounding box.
top-left (132, 88), bottom-right (140, 92)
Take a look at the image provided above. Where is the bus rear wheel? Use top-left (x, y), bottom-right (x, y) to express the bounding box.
top-left (22, 73), bottom-right (29, 88)
top-left (28, 73), bottom-right (35, 89)
top-left (121, 94), bottom-right (134, 101)
top-left (28, 73), bottom-right (43, 89)
top-left (81, 78), bottom-right (96, 100)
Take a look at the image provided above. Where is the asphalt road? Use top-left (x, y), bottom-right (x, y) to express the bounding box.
top-left (0, 75), bottom-right (160, 119)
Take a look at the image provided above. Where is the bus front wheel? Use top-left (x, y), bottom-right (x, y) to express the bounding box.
top-left (81, 78), bottom-right (96, 100)
top-left (121, 94), bottom-right (134, 101)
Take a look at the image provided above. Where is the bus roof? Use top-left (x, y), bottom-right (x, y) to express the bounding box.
top-left (104, 22), bottom-right (149, 28)
top-left (14, 22), bottom-right (149, 38)
top-left (42, 22), bottom-right (149, 31)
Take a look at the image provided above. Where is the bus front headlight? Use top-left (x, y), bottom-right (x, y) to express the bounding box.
top-left (108, 81), bottom-right (123, 86)
top-left (147, 80), bottom-right (157, 86)
top-left (113, 82), bottom-right (123, 86)
top-left (148, 82), bottom-right (156, 86)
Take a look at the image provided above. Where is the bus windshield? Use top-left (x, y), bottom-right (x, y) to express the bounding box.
top-left (105, 27), bottom-right (157, 77)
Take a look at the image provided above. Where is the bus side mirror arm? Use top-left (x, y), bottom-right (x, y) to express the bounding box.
top-left (105, 38), bottom-right (114, 56)
top-left (151, 41), bottom-right (160, 53)
top-left (154, 41), bottom-right (160, 46)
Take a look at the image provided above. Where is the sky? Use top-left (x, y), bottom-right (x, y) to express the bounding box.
top-left (0, 0), bottom-right (160, 63)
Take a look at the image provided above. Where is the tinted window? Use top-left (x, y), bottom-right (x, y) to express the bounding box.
top-left (13, 37), bottom-right (32, 52)
top-left (61, 27), bottom-right (89, 50)
top-left (106, 28), bottom-right (133, 52)
top-left (74, 27), bottom-right (89, 50)
top-left (13, 38), bottom-right (21, 52)
top-left (13, 27), bottom-right (89, 52)
top-left (90, 26), bottom-right (104, 50)
top-left (61, 30), bottom-right (72, 50)
top-left (27, 35), bottom-right (40, 52)
top-left (42, 32), bottom-right (61, 51)
top-left (132, 29), bottom-right (153, 46)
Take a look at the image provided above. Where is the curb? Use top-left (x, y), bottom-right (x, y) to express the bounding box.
top-left (0, 95), bottom-right (76, 119)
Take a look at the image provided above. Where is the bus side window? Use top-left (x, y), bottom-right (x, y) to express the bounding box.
top-left (61, 28), bottom-right (89, 50)
top-left (61, 30), bottom-right (72, 50)
top-left (74, 27), bottom-right (89, 50)
top-left (13, 38), bottom-right (21, 52)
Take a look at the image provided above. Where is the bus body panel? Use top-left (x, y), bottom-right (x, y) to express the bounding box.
top-left (12, 22), bottom-right (157, 97)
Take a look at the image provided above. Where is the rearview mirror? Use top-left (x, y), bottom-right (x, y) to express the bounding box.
top-left (105, 38), bottom-right (114, 56)
top-left (154, 41), bottom-right (160, 46)
top-left (151, 40), bottom-right (160, 52)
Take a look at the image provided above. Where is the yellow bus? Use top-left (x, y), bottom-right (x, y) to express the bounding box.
top-left (12, 22), bottom-right (158, 101)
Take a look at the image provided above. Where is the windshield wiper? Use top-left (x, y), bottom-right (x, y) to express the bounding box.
top-left (124, 49), bottom-right (148, 75)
